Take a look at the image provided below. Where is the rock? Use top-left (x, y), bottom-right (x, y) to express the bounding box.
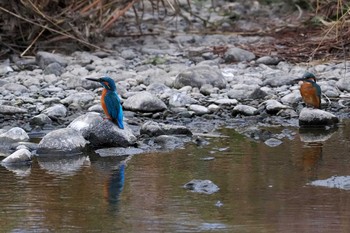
top-left (36, 51), bottom-right (68, 68)
top-left (200, 84), bottom-right (216, 95)
top-left (146, 83), bottom-right (171, 95)
top-left (264, 138), bottom-right (283, 147)
top-left (262, 100), bottom-right (291, 114)
top-left (154, 135), bottom-right (186, 150)
top-left (173, 65), bottom-right (227, 89)
top-left (37, 128), bottom-right (88, 154)
top-left (188, 104), bottom-right (209, 115)
top-left (0, 105), bottom-right (27, 114)
top-left (168, 92), bottom-right (197, 108)
top-left (299, 108), bottom-right (339, 127)
top-left (87, 120), bottom-right (136, 147)
top-left (0, 127), bottom-right (29, 142)
top-left (309, 176), bottom-right (350, 190)
top-left (95, 147), bottom-right (144, 157)
top-left (30, 114), bottom-right (52, 126)
top-left (68, 112), bottom-right (103, 138)
top-left (211, 98), bottom-right (238, 106)
top-left (208, 104), bottom-right (220, 112)
top-left (121, 49), bottom-right (137, 60)
top-left (1, 149), bottom-right (32, 165)
top-left (42, 104), bottom-right (67, 119)
top-left (227, 84), bottom-right (260, 100)
top-left (256, 56), bottom-right (280, 65)
top-left (61, 92), bottom-right (95, 106)
top-left (224, 47), bottom-right (255, 62)
top-left (232, 104), bottom-right (258, 116)
top-left (0, 59), bottom-right (14, 75)
top-left (336, 77), bottom-right (350, 92)
top-left (123, 91), bottom-right (167, 112)
top-left (280, 91), bottom-right (301, 105)
top-left (263, 72), bottom-right (293, 87)
top-left (183, 179), bottom-right (220, 194)
top-left (140, 121), bottom-right (192, 137)
top-left (2, 83), bottom-right (29, 93)
top-left (249, 88), bottom-right (268, 100)
top-left (44, 62), bottom-right (64, 76)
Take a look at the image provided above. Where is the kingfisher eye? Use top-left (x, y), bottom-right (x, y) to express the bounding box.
top-left (103, 81), bottom-right (110, 89)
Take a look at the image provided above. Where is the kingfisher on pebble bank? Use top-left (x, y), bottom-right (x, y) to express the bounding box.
top-left (295, 72), bottom-right (321, 109)
top-left (86, 76), bottom-right (124, 129)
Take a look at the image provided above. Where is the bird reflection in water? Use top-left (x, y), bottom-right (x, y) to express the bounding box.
top-left (104, 163), bottom-right (125, 212)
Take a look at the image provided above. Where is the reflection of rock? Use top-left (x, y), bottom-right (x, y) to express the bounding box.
top-left (299, 128), bottom-right (336, 143)
top-left (37, 156), bottom-right (90, 176)
top-left (183, 179), bottom-right (220, 194)
top-left (1, 164), bottom-right (31, 177)
top-left (309, 176), bottom-right (350, 190)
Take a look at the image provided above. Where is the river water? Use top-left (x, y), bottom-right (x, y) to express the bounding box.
top-left (1, 120), bottom-right (350, 233)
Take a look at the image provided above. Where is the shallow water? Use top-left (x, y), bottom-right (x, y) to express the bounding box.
top-left (1, 120), bottom-right (350, 233)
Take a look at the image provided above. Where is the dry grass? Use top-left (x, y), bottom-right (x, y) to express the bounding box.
top-left (0, 0), bottom-right (182, 56)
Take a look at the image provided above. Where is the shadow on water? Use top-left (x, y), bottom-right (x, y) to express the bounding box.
top-left (0, 120), bottom-right (350, 232)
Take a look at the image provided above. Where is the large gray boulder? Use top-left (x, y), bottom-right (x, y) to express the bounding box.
top-left (68, 112), bottom-right (103, 138)
top-left (299, 108), bottom-right (339, 127)
top-left (123, 91), bottom-right (167, 112)
top-left (173, 65), bottom-right (227, 89)
top-left (37, 128), bottom-right (88, 154)
top-left (87, 120), bottom-right (136, 147)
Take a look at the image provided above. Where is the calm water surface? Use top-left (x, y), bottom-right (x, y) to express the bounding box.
top-left (1, 120), bottom-right (350, 233)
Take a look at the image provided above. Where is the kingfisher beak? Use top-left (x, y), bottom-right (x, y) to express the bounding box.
top-left (86, 77), bottom-right (101, 82)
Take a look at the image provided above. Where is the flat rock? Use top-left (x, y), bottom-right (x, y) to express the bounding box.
top-left (95, 147), bottom-right (144, 157)
top-left (37, 128), bottom-right (88, 154)
top-left (140, 121), bottom-right (192, 137)
top-left (299, 108), bottom-right (339, 127)
top-left (232, 104), bottom-right (257, 116)
top-left (154, 135), bottom-right (186, 150)
top-left (123, 91), bottom-right (167, 112)
top-left (183, 179), bottom-right (220, 194)
top-left (188, 104), bottom-right (209, 115)
top-left (0, 105), bottom-right (27, 114)
top-left (173, 65), bottom-right (227, 89)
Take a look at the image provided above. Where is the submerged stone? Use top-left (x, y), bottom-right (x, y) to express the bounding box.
top-left (184, 179), bottom-right (220, 194)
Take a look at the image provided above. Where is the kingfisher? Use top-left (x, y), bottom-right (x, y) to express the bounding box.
top-left (86, 76), bottom-right (124, 129)
top-left (295, 72), bottom-right (321, 109)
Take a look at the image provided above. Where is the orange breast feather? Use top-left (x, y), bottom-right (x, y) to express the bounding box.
top-left (300, 82), bottom-right (320, 108)
top-left (101, 89), bottom-right (111, 119)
